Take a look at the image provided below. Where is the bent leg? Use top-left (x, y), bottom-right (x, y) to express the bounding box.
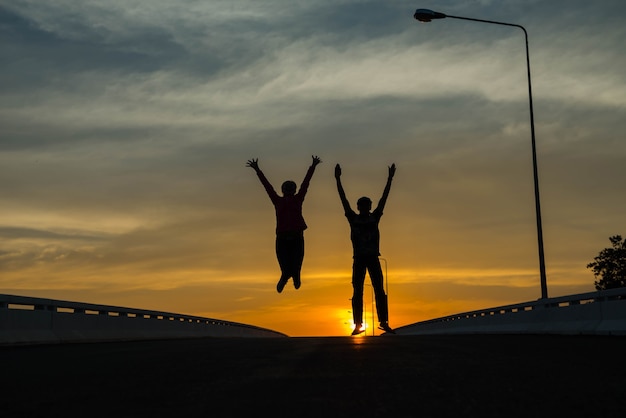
top-left (291, 236), bottom-right (305, 289)
top-left (275, 236), bottom-right (290, 292)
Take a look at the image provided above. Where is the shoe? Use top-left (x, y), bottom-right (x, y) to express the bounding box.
top-left (378, 322), bottom-right (395, 334)
top-left (351, 324), bottom-right (365, 336)
top-left (276, 278), bottom-right (288, 293)
top-left (293, 274), bottom-right (301, 290)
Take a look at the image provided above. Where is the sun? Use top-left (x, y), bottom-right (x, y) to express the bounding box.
top-left (344, 319), bottom-right (370, 337)
top-left (334, 308), bottom-right (375, 337)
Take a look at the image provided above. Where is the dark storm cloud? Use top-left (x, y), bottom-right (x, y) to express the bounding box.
top-left (0, 1), bottom-right (402, 86)
top-left (0, 6), bottom-right (188, 87)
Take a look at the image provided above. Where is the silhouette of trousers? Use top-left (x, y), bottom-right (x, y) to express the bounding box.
top-left (276, 232), bottom-right (305, 280)
top-left (351, 255), bottom-right (388, 325)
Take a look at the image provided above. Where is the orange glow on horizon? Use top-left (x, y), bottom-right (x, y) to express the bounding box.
top-left (2, 263), bottom-right (596, 337)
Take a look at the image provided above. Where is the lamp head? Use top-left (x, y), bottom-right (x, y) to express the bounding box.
top-left (414, 9), bottom-right (447, 22)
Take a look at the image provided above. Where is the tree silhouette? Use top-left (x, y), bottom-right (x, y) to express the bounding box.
top-left (587, 235), bottom-right (626, 291)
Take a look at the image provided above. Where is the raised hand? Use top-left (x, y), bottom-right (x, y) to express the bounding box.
top-left (246, 158), bottom-right (259, 171)
top-left (334, 163), bottom-right (342, 179)
top-left (388, 163), bottom-right (396, 179)
top-left (312, 155), bottom-right (322, 166)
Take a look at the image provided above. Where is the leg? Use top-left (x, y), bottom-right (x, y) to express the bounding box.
top-left (351, 258), bottom-right (367, 333)
top-left (291, 235), bottom-right (305, 289)
top-left (367, 258), bottom-right (388, 323)
top-left (275, 236), bottom-right (290, 293)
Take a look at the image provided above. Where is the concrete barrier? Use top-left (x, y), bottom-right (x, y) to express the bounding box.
top-left (394, 288), bottom-right (626, 336)
top-left (5, 289), bottom-right (625, 344)
top-left (0, 294), bottom-right (287, 345)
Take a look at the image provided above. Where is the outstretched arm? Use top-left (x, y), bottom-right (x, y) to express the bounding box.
top-left (246, 158), bottom-right (278, 201)
top-left (298, 155), bottom-right (322, 197)
top-left (335, 164), bottom-right (352, 213)
top-left (375, 163), bottom-right (396, 213)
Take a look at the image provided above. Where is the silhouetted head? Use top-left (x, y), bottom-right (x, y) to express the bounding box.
top-left (357, 196), bottom-right (372, 214)
top-left (281, 180), bottom-right (297, 196)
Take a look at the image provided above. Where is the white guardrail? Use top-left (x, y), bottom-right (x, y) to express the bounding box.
top-left (0, 294), bottom-right (287, 346)
top-left (394, 288), bottom-right (626, 336)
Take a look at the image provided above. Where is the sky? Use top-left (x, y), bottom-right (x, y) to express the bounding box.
top-left (1, 0), bottom-right (625, 337)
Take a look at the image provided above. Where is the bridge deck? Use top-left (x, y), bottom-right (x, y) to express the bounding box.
top-left (3, 335), bottom-right (625, 417)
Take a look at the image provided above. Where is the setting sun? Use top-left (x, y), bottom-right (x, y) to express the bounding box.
top-left (2, 0), bottom-right (623, 338)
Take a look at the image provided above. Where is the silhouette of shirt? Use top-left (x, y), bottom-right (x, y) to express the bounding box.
top-left (344, 208), bottom-right (383, 257)
top-left (255, 166), bottom-right (315, 233)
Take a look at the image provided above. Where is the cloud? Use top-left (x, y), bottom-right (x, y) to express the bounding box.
top-left (1, 1), bottom-right (625, 335)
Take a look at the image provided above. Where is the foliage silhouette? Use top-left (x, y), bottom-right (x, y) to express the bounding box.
top-left (587, 235), bottom-right (626, 290)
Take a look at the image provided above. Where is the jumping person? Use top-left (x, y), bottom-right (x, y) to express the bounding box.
top-left (247, 156), bottom-right (322, 293)
top-left (335, 163), bottom-right (396, 335)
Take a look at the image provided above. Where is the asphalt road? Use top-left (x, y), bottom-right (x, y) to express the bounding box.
top-left (2, 334), bottom-right (625, 417)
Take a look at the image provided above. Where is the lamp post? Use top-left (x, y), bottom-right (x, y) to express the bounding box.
top-left (363, 283), bottom-right (376, 336)
top-left (413, 9), bottom-right (548, 299)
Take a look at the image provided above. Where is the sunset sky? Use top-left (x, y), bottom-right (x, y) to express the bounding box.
top-left (2, 0), bottom-right (625, 337)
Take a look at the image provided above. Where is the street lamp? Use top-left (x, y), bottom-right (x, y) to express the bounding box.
top-left (413, 8), bottom-right (548, 299)
top-left (363, 283), bottom-right (376, 336)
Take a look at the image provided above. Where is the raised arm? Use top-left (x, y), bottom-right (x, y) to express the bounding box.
top-left (246, 158), bottom-right (278, 201)
top-left (375, 163), bottom-right (396, 213)
top-left (335, 164), bottom-right (352, 213)
top-left (298, 155), bottom-right (322, 197)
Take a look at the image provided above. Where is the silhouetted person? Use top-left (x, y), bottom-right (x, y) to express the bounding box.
top-left (335, 163), bottom-right (396, 335)
top-left (247, 156), bottom-right (322, 293)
